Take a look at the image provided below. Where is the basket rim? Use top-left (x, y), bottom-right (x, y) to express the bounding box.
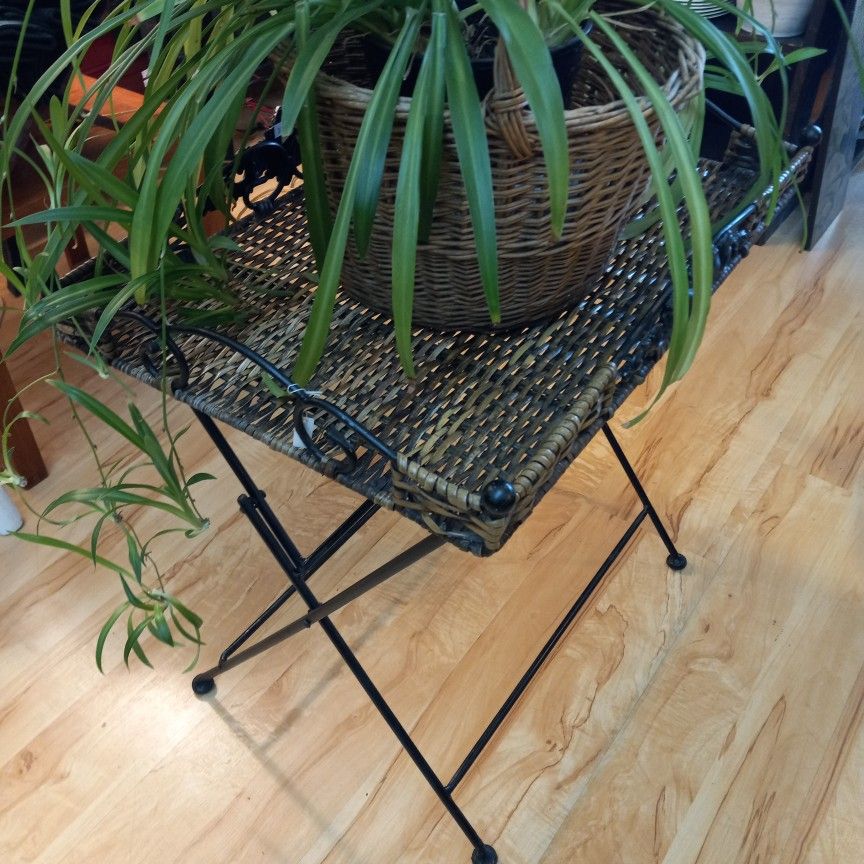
top-left (313, 6), bottom-right (705, 132)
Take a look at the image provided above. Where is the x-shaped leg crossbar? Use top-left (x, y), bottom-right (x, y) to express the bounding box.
top-left (190, 411), bottom-right (686, 863)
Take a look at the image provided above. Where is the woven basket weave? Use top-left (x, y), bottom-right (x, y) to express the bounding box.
top-left (313, 4), bottom-right (705, 330)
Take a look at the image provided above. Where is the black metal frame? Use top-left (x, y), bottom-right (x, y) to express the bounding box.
top-left (192, 412), bottom-right (684, 864)
top-left (121, 310), bottom-right (686, 864)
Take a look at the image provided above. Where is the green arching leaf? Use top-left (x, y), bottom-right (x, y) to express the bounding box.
top-left (148, 611), bottom-right (175, 647)
top-left (143, 19), bottom-right (295, 284)
top-left (182, 0), bottom-right (204, 61)
top-left (654, 0), bottom-right (786, 221)
top-left (127, 404), bottom-right (187, 501)
top-left (119, 572), bottom-right (155, 611)
top-left (127, 17), bottom-right (275, 281)
top-left (591, 13), bottom-right (714, 387)
top-left (65, 152), bottom-right (140, 208)
top-left (42, 487), bottom-right (193, 523)
top-left (589, 12), bottom-right (714, 386)
top-left (261, 371), bottom-right (289, 399)
top-left (827, 0), bottom-right (864, 91)
top-left (759, 46), bottom-right (825, 81)
top-left (292, 7), bottom-right (424, 384)
top-left (47, 95), bottom-right (66, 149)
top-left (279, 0), bottom-right (386, 136)
top-left (621, 85), bottom-right (707, 241)
top-left (91, 42), bottom-right (211, 175)
top-left (81, 222), bottom-right (132, 268)
top-left (352, 8), bottom-right (424, 259)
top-left (148, 0), bottom-right (179, 72)
top-left (295, 0), bottom-right (333, 267)
top-left (297, 96), bottom-right (333, 267)
top-left (27, 112), bottom-right (139, 208)
top-left (704, 73), bottom-right (747, 96)
top-left (186, 472), bottom-right (216, 486)
top-left (87, 278), bottom-right (154, 352)
top-left (555, 12), bottom-right (692, 416)
top-left (6, 275), bottom-right (128, 355)
top-left (198, 85), bottom-right (247, 220)
top-left (65, 20), bottom-right (152, 141)
top-left (2, 4), bottom-right (145, 155)
top-left (126, 532), bottom-right (143, 584)
top-left (392, 14), bottom-right (443, 378)
top-left (49, 381), bottom-right (144, 449)
top-left (0, 256), bottom-right (25, 296)
top-left (8, 206), bottom-right (133, 228)
top-left (687, 0), bottom-right (791, 220)
top-left (124, 613), bottom-right (153, 669)
top-left (207, 236), bottom-right (243, 253)
top-left (478, 0), bottom-right (569, 237)
top-left (418, 4), bottom-right (448, 243)
top-left (147, 28), bottom-right (187, 95)
top-left (60, 0), bottom-right (75, 45)
top-left (96, 601), bottom-right (130, 674)
top-left (443, 1), bottom-right (500, 323)
top-left (13, 531), bottom-right (130, 577)
top-left (90, 512), bottom-right (112, 566)
top-left (169, 606), bottom-right (204, 646)
top-left (63, 350), bottom-right (112, 381)
top-left (160, 593), bottom-right (205, 630)
top-left (292, 164), bottom-right (361, 384)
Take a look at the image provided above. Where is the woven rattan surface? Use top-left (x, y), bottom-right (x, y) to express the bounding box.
top-left (104, 138), bottom-right (811, 556)
top-left (315, 4), bottom-right (705, 329)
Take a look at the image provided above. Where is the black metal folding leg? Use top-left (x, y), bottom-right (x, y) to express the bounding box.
top-left (189, 411), bottom-right (497, 862)
top-left (602, 424), bottom-right (688, 571)
top-left (189, 412), bottom-right (684, 864)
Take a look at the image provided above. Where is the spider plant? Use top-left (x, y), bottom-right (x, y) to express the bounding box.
top-left (0, 0), bottom-right (814, 665)
top-left (5, 1), bottom-right (796, 376)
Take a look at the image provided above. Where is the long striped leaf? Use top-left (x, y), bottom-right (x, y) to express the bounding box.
top-left (590, 13), bottom-right (713, 388)
top-left (295, 0), bottom-right (333, 266)
top-left (43, 488), bottom-right (192, 522)
top-left (392, 13), bottom-right (445, 377)
top-left (96, 601), bottom-right (130, 674)
top-left (49, 381), bottom-right (144, 449)
top-left (292, 8), bottom-right (420, 383)
top-left (279, 0), bottom-right (386, 135)
top-left (552, 6), bottom-right (693, 416)
top-left (418, 5), bottom-right (447, 242)
top-left (7, 275), bottom-right (128, 354)
top-left (13, 531), bottom-right (130, 577)
top-left (8, 206), bottom-right (132, 227)
top-left (146, 20), bottom-right (295, 281)
top-left (352, 9), bottom-right (423, 258)
top-left (444, 1), bottom-right (500, 322)
top-left (478, 0), bottom-right (569, 236)
top-left (653, 0), bottom-right (786, 220)
top-left (129, 15), bottom-right (288, 282)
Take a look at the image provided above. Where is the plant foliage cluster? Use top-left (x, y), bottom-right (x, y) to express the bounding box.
top-left (0, 0), bottom-right (835, 667)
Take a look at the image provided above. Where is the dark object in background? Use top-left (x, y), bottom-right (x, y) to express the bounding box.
top-left (363, 20), bottom-right (592, 107)
top-left (80, 32), bottom-right (150, 95)
top-left (0, 1), bottom-right (100, 100)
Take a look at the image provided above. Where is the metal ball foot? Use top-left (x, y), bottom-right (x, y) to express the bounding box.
top-left (192, 675), bottom-right (216, 696)
top-left (666, 552), bottom-right (687, 571)
top-left (471, 845), bottom-right (498, 864)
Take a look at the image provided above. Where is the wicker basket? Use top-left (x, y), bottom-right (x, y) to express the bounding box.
top-left (313, 4), bottom-right (705, 330)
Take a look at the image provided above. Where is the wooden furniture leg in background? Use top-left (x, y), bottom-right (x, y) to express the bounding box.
top-left (0, 360), bottom-right (47, 488)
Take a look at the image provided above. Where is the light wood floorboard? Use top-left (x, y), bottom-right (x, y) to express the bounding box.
top-left (1, 170), bottom-right (862, 864)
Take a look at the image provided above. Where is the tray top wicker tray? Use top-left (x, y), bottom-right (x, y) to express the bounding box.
top-left (102, 139), bottom-right (810, 556)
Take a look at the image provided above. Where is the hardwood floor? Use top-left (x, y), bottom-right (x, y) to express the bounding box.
top-left (1, 170), bottom-right (862, 864)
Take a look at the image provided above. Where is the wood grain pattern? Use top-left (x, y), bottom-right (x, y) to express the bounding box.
top-left (0, 170), bottom-right (862, 864)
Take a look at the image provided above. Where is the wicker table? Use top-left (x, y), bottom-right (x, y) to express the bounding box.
top-left (95, 129), bottom-right (813, 864)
